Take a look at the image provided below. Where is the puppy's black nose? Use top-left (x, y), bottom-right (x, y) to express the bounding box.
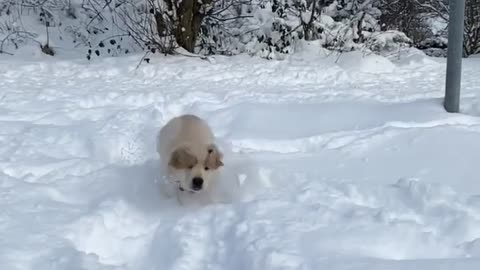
top-left (192, 177), bottom-right (204, 190)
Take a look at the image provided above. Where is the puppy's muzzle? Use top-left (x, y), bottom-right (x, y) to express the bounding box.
top-left (192, 177), bottom-right (204, 191)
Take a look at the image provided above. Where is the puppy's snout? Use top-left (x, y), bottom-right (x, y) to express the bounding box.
top-left (192, 177), bottom-right (204, 190)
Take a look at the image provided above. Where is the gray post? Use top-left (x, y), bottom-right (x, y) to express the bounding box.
top-left (444, 0), bottom-right (466, 113)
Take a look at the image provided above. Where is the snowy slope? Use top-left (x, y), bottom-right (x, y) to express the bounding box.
top-left (1, 48), bottom-right (480, 270)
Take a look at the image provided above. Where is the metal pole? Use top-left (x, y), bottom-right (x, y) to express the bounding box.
top-left (444, 0), bottom-right (466, 113)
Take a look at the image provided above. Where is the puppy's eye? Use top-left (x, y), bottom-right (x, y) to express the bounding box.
top-left (188, 165), bottom-right (194, 169)
top-left (204, 167), bottom-right (209, 171)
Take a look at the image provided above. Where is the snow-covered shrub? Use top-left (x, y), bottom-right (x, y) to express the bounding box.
top-left (363, 31), bottom-right (412, 56)
top-left (377, 0), bottom-right (448, 57)
top-left (197, 0), bottom-right (411, 59)
top-left (83, 0), bottom-right (213, 57)
top-left (377, 0), bottom-right (480, 58)
top-left (0, 0), bottom-right (141, 57)
top-left (464, 0), bottom-right (480, 56)
top-left (197, 0), bottom-right (304, 59)
top-left (0, 0), bottom-right (215, 58)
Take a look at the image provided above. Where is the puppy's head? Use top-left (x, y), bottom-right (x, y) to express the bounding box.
top-left (169, 144), bottom-right (224, 192)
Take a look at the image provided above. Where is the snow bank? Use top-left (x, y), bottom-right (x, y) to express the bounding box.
top-left (336, 51), bottom-right (396, 74)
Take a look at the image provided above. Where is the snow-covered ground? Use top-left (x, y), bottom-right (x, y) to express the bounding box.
top-left (1, 48), bottom-right (480, 270)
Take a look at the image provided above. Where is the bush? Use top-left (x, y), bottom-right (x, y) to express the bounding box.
top-left (0, 0), bottom-right (477, 59)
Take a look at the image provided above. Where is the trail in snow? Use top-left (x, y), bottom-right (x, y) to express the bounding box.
top-left (1, 49), bottom-right (480, 270)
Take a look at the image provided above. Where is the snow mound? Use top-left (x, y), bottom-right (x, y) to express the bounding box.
top-left (337, 51), bottom-right (396, 74)
top-left (464, 238), bottom-right (480, 257)
top-left (393, 48), bottom-right (443, 67)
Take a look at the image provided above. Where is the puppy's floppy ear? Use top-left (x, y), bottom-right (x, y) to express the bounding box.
top-left (206, 144), bottom-right (224, 169)
top-left (169, 146), bottom-right (197, 169)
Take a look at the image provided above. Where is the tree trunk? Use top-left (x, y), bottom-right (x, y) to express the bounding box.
top-left (175, 0), bottom-right (212, 53)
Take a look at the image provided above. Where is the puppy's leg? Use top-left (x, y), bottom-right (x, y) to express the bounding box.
top-left (203, 173), bottom-right (223, 204)
top-left (159, 176), bottom-right (174, 199)
top-left (158, 163), bottom-right (177, 199)
top-left (176, 190), bottom-right (197, 207)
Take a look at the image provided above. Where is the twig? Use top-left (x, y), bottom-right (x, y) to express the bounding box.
top-left (135, 50), bottom-right (150, 69)
top-left (0, 50), bottom-right (14, 56)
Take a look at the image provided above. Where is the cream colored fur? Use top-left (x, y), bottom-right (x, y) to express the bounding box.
top-left (156, 114), bottom-right (224, 205)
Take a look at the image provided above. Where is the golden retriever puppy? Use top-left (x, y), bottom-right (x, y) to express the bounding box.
top-left (156, 114), bottom-right (224, 204)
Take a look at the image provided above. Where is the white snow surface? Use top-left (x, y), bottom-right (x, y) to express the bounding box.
top-left (1, 49), bottom-right (480, 270)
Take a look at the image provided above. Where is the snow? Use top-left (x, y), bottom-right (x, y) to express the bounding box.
top-left (1, 48), bottom-right (480, 270)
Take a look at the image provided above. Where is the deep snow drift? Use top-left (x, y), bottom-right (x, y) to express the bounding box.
top-left (1, 48), bottom-right (480, 270)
